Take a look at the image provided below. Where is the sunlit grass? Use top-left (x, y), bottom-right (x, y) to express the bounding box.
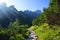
top-left (30, 23), bottom-right (60, 40)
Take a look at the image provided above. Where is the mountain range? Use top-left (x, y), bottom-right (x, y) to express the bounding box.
top-left (0, 3), bottom-right (41, 27)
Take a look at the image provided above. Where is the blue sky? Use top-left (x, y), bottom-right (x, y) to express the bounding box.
top-left (1, 0), bottom-right (50, 11)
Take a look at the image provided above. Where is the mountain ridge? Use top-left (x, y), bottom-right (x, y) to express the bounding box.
top-left (0, 3), bottom-right (41, 27)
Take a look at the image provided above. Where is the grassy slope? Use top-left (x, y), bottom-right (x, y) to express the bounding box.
top-left (30, 23), bottom-right (60, 40)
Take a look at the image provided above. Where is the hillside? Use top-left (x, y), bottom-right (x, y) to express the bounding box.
top-left (30, 0), bottom-right (60, 40)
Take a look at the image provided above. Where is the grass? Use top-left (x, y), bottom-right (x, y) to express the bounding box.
top-left (30, 23), bottom-right (60, 40)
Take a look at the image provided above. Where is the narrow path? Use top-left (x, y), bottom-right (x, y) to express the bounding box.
top-left (26, 30), bottom-right (38, 40)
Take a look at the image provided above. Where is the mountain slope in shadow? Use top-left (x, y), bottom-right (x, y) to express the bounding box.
top-left (0, 3), bottom-right (41, 27)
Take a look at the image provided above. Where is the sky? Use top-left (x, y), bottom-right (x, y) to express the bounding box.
top-left (0, 0), bottom-right (50, 11)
